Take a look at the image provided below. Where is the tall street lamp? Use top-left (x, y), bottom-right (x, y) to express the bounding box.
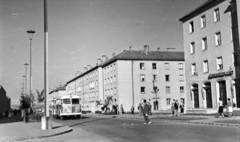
top-left (22, 75), bottom-right (26, 95)
top-left (24, 63), bottom-right (29, 96)
top-left (27, 30), bottom-right (35, 110)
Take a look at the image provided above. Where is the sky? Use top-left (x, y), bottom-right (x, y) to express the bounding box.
top-left (0, 0), bottom-right (208, 106)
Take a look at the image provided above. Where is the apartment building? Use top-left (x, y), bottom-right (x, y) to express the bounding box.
top-left (0, 85), bottom-right (11, 119)
top-left (179, 0), bottom-right (240, 113)
top-left (65, 46), bottom-right (185, 113)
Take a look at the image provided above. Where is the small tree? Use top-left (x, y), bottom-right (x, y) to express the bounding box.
top-left (19, 93), bottom-right (31, 109)
top-left (36, 89), bottom-right (45, 103)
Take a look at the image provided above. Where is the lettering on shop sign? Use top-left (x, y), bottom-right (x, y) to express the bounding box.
top-left (208, 70), bottom-right (233, 79)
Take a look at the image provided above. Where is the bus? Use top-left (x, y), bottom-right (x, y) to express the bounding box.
top-left (51, 95), bottom-right (82, 120)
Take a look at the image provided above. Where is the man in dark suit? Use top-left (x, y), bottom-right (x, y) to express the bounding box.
top-left (143, 99), bottom-right (151, 124)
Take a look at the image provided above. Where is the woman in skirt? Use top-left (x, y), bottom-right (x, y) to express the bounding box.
top-left (226, 98), bottom-right (233, 117)
top-left (218, 98), bottom-right (224, 118)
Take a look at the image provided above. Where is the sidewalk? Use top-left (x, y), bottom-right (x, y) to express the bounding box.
top-left (85, 113), bottom-right (240, 128)
top-left (0, 115), bottom-right (72, 142)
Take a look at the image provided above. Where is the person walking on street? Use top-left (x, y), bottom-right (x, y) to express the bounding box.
top-left (131, 106), bottom-right (134, 115)
top-left (4, 109), bottom-right (8, 119)
top-left (179, 101), bottom-right (184, 116)
top-left (174, 100), bottom-right (179, 116)
top-left (142, 99), bottom-right (151, 124)
top-left (226, 98), bottom-right (233, 117)
top-left (171, 99), bottom-right (175, 116)
top-left (218, 98), bottom-right (224, 118)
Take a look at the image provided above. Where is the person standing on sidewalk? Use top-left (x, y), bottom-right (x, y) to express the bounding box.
top-left (131, 106), bottom-right (134, 115)
top-left (174, 100), bottom-right (179, 116)
top-left (226, 98), bottom-right (233, 117)
top-left (218, 98), bottom-right (224, 118)
top-left (138, 103), bottom-right (143, 116)
top-left (179, 101), bottom-right (184, 116)
top-left (143, 99), bottom-right (151, 124)
top-left (147, 102), bottom-right (152, 115)
top-left (120, 104), bottom-right (124, 114)
top-left (171, 99), bottom-right (175, 116)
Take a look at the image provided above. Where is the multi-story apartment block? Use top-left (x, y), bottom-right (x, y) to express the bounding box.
top-left (179, 0), bottom-right (240, 113)
top-left (65, 46), bottom-right (185, 113)
top-left (0, 85), bottom-right (10, 119)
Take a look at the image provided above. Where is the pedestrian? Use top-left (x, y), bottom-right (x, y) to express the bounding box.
top-left (171, 99), bottom-right (175, 116)
top-left (148, 102), bottom-right (152, 115)
top-left (131, 106), bottom-right (134, 115)
top-left (174, 100), bottom-right (179, 116)
top-left (179, 101), bottom-right (184, 116)
top-left (120, 104), bottom-right (124, 114)
top-left (138, 103), bottom-right (143, 116)
top-left (142, 99), bottom-right (151, 124)
top-left (226, 98), bottom-right (233, 117)
top-left (218, 98), bottom-right (224, 118)
top-left (4, 109), bottom-right (8, 119)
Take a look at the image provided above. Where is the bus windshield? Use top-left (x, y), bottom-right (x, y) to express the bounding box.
top-left (62, 99), bottom-right (70, 104)
top-left (72, 99), bottom-right (79, 104)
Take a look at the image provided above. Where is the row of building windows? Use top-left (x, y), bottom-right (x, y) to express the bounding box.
top-left (191, 56), bottom-right (224, 75)
top-left (140, 63), bottom-right (184, 70)
top-left (140, 74), bottom-right (184, 82)
top-left (166, 98), bottom-right (185, 105)
top-left (189, 8), bottom-right (221, 33)
top-left (140, 86), bottom-right (184, 94)
top-left (104, 63), bottom-right (116, 75)
top-left (105, 87), bottom-right (117, 96)
top-left (104, 76), bottom-right (116, 85)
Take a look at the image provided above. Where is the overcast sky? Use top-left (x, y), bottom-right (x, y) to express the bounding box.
top-left (0, 0), bottom-right (207, 105)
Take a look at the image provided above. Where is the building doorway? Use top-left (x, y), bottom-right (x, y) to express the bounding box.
top-left (153, 100), bottom-right (159, 110)
top-left (192, 84), bottom-right (199, 108)
top-left (218, 81), bottom-right (227, 106)
top-left (204, 83), bottom-right (213, 108)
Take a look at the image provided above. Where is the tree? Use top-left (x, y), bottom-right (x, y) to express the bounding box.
top-left (36, 89), bottom-right (44, 103)
top-left (19, 93), bottom-right (31, 109)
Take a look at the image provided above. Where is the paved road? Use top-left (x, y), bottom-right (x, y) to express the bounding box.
top-left (30, 115), bottom-right (240, 142)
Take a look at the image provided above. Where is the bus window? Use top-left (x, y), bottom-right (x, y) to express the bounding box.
top-left (62, 99), bottom-right (70, 104)
top-left (72, 99), bottom-right (79, 104)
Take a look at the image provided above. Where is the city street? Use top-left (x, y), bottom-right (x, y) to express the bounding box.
top-left (30, 115), bottom-right (240, 142)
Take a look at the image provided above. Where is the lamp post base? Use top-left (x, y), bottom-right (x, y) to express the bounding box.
top-left (41, 116), bottom-right (52, 130)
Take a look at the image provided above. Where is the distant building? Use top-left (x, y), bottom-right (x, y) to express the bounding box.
top-left (66, 46), bottom-right (186, 113)
top-left (179, 0), bottom-right (240, 113)
top-left (0, 85), bottom-right (11, 119)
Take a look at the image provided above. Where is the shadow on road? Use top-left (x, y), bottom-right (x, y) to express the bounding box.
top-left (68, 116), bottom-right (112, 127)
top-left (0, 115), bottom-right (22, 124)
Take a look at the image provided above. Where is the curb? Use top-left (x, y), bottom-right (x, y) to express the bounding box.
top-left (91, 114), bottom-right (240, 129)
top-left (5, 126), bottom-right (73, 142)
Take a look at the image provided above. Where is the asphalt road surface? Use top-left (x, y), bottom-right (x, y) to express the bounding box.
top-left (31, 115), bottom-right (240, 142)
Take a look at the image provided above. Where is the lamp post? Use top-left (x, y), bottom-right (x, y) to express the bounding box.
top-left (22, 75), bottom-right (26, 95)
top-left (24, 63), bottom-right (29, 96)
top-left (27, 30), bottom-right (35, 110)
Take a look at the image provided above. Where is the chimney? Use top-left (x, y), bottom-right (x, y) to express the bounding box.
top-left (97, 58), bottom-right (102, 65)
top-left (129, 46), bottom-right (132, 51)
top-left (102, 55), bottom-right (106, 62)
top-left (106, 57), bottom-right (108, 60)
top-left (112, 53), bottom-right (116, 57)
top-left (144, 45), bottom-right (148, 55)
top-left (157, 47), bottom-right (161, 51)
top-left (84, 67), bottom-right (88, 71)
top-left (87, 65), bottom-right (92, 69)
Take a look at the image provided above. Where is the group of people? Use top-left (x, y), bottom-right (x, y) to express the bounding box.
top-left (171, 99), bottom-right (185, 116)
top-left (218, 98), bottom-right (235, 118)
top-left (3, 109), bottom-right (20, 118)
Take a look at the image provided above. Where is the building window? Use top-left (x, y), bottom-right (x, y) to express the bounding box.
top-left (180, 86), bottom-right (184, 93)
top-left (166, 98), bottom-right (171, 105)
top-left (215, 32), bottom-right (221, 46)
top-left (140, 75), bottom-right (145, 82)
top-left (166, 86), bottom-right (170, 93)
top-left (178, 63), bottom-right (183, 70)
top-left (153, 75), bottom-right (157, 82)
top-left (189, 21), bottom-right (194, 33)
top-left (190, 42), bottom-right (195, 54)
top-left (191, 63), bottom-right (197, 75)
top-left (214, 8), bottom-right (220, 22)
top-left (113, 64), bottom-right (116, 71)
top-left (201, 15), bottom-right (206, 28)
top-left (179, 75), bottom-right (184, 82)
top-left (164, 63), bottom-right (170, 70)
top-left (165, 75), bottom-right (170, 82)
top-left (203, 60), bottom-right (209, 73)
top-left (140, 63), bottom-right (144, 70)
top-left (141, 87), bottom-right (145, 94)
top-left (152, 63), bottom-right (157, 69)
top-left (217, 57), bottom-right (223, 70)
top-left (202, 37), bottom-right (207, 50)
top-left (114, 76), bottom-right (116, 83)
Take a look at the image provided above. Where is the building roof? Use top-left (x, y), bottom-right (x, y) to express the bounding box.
top-left (65, 50), bottom-right (184, 85)
top-left (179, 0), bottom-right (225, 22)
top-left (49, 86), bottom-right (66, 94)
